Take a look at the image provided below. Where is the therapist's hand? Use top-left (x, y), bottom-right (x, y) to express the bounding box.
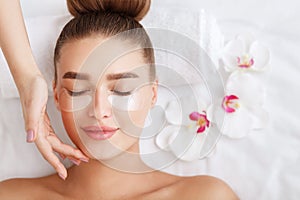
top-left (20, 75), bottom-right (89, 180)
top-left (0, 0), bottom-right (88, 180)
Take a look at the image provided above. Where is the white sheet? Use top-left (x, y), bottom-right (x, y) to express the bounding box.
top-left (1, 0), bottom-right (300, 199)
top-left (185, 0), bottom-right (300, 199)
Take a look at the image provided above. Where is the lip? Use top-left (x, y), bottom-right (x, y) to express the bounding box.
top-left (81, 126), bottom-right (119, 141)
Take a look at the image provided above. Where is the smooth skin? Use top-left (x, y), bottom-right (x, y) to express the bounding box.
top-left (0, 36), bottom-right (239, 200)
top-left (0, 163), bottom-right (239, 200)
top-left (0, 0), bottom-right (88, 179)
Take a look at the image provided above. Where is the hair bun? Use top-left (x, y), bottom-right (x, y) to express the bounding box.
top-left (67, 0), bottom-right (151, 21)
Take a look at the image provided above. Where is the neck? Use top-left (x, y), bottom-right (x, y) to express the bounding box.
top-left (64, 142), bottom-right (180, 199)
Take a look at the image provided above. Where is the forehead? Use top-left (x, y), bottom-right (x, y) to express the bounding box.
top-left (57, 37), bottom-right (147, 83)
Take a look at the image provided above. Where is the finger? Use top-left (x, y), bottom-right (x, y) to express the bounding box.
top-left (25, 109), bottom-right (44, 143)
top-left (58, 153), bottom-right (66, 160)
top-left (35, 137), bottom-right (68, 180)
top-left (47, 135), bottom-right (89, 162)
top-left (24, 103), bottom-right (46, 143)
top-left (25, 105), bottom-right (46, 143)
top-left (67, 157), bottom-right (82, 166)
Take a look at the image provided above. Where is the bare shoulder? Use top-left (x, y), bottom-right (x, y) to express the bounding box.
top-left (0, 176), bottom-right (65, 200)
top-left (139, 175), bottom-right (239, 200)
top-left (173, 175), bottom-right (239, 200)
top-left (0, 178), bottom-right (40, 200)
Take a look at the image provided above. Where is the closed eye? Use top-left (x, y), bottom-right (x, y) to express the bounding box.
top-left (112, 90), bottom-right (132, 96)
top-left (66, 89), bottom-right (91, 96)
top-left (65, 88), bottom-right (132, 96)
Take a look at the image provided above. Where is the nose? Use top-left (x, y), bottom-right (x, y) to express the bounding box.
top-left (88, 87), bottom-right (112, 119)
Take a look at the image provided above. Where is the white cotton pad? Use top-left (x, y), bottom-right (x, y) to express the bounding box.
top-left (108, 93), bottom-right (141, 111)
top-left (108, 84), bottom-right (147, 111)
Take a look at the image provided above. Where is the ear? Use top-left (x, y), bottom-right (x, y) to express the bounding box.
top-left (150, 79), bottom-right (158, 108)
top-left (52, 80), bottom-right (61, 111)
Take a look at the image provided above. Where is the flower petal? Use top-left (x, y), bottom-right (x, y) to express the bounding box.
top-left (222, 39), bottom-right (245, 72)
top-left (224, 39), bottom-right (245, 56)
top-left (165, 100), bottom-right (182, 125)
top-left (169, 128), bottom-right (207, 161)
top-left (206, 104), bottom-right (215, 122)
top-left (185, 99), bottom-right (207, 125)
top-left (221, 106), bottom-right (253, 138)
top-left (197, 126), bottom-right (206, 133)
top-left (222, 53), bottom-right (239, 72)
top-left (141, 106), bottom-right (167, 138)
top-left (165, 97), bottom-right (201, 125)
top-left (155, 125), bottom-right (181, 150)
top-left (206, 103), bottom-right (226, 131)
top-left (249, 41), bottom-right (270, 71)
top-left (222, 95), bottom-right (239, 113)
top-left (226, 71), bottom-right (265, 106)
top-left (189, 111), bottom-right (201, 121)
top-left (236, 33), bottom-right (256, 52)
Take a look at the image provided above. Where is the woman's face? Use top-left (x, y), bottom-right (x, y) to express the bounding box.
top-left (53, 36), bottom-right (157, 160)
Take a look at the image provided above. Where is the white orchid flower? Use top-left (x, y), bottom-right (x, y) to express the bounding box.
top-left (155, 96), bottom-right (213, 161)
top-left (208, 72), bottom-right (269, 138)
top-left (222, 34), bottom-right (270, 72)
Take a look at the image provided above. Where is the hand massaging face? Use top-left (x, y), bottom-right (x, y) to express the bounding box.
top-left (53, 35), bottom-right (158, 161)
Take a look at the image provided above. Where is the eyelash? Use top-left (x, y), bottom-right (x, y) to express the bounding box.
top-left (112, 90), bottom-right (132, 96)
top-left (66, 89), bottom-right (90, 97)
top-left (66, 89), bottom-right (132, 96)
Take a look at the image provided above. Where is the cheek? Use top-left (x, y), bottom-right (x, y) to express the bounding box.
top-left (127, 88), bottom-right (153, 126)
top-left (61, 112), bottom-right (76, 140)
top-left (58, 88), bottom-right (92, 112)
top-left (127, 110), bottom-right (148, 128)
top-left (60, 111), bottom-right (92, 157)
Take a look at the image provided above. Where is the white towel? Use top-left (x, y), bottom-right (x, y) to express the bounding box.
top-left (0, 15), bottom-right (72, 98)
top-left (0, 8), bottom-right (223, 98)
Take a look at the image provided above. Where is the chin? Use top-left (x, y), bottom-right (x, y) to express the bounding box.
top-left (87, 139), bottom-right (139, 161)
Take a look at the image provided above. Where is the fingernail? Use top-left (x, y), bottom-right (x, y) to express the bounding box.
top-left (69, 158), bottom-right (80, 166)
top-left (80, 158), bottom-right (89, 163)
top-left (26, 130), bottom-right (34, 142)
top-left (58, 173), bottom-right (66, 180)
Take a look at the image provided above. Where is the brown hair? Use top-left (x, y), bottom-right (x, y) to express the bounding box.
top-left (67, 0), bottom-right (150, 21)
top-left (54, 0), bottom-right (155, 84)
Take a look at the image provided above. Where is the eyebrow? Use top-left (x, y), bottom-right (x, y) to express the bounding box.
top-left (63, 72), bottom-right (89, 80)
top-left (106, 72), bottom-right (139, 80)
top-left (62, 71), bottom-right (139, 81)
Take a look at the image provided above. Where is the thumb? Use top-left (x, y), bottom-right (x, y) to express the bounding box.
top-left (24, 77), bottom-right (48, 143)
top-left (25, 103), bottom-right (46, 143)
